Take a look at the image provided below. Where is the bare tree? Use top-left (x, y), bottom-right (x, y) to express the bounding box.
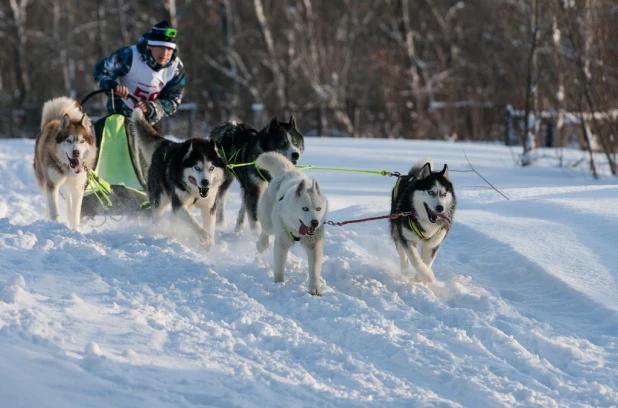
top-left (521, 0), bottom-right (540, 166)
top-left (8, 0), bottom-right (31, 108)
top-left (253, 0), bottom-right (286, 112)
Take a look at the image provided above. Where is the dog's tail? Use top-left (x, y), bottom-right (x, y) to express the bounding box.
top-left (408, 157), bottom-right (434, 177)
top-left (255, 152), bottom-right (296, 178)
top-left (130, 108), bottom-right (166, 163)
top-left (40, 97), bottom-right (82, 129)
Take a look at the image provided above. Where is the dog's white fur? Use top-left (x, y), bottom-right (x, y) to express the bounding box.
top-left (255, 152), bottom-right (328, 295)
top-left (33, 97), bottom-right (96, 229)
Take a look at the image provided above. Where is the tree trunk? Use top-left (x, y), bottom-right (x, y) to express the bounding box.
top-left (522, 0), bottom-right (540, 166)
top-left (253, 0), bottom-right (286, 111)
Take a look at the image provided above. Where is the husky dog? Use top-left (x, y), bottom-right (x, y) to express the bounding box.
top-left (255, 152), bottom-right (328, 296)
top-left (209, 117), bottom-right (304, 233)
top-left (131, 109), bottom-right (229, 249)
top-left (389, 159), bottom-right (456, 283)
top-left (33, 96), bottom-right (96, 229)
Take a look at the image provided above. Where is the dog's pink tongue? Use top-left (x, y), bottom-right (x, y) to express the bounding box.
top-left (299, 223), bottom-right (310, 236)
top-left (299, 222), bottom-right (315, 236)
top-left (188, 176), bottom-right (198, 186)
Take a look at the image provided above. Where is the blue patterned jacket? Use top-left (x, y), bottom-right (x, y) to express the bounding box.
top-left (93, 35), bottom-right (185, 124)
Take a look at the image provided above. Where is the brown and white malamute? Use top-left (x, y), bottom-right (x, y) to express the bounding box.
top-left (33, 97), bottom-right (96, 229)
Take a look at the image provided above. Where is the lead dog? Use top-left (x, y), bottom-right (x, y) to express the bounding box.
top-left (389, 159), bottom-right (456, 283)
top-left (33, 96), bottom-right (96, 229)
top-left (131, 108), bottom-right (229, 249)
top-left (255, 152), bottom-right (328, 295)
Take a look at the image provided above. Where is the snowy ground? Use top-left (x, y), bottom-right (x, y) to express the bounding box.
top-left (1, 137), bottom-right (617, 407)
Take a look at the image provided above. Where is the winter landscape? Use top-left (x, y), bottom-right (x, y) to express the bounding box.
top-left (1, 136), bottom-right (617, 407)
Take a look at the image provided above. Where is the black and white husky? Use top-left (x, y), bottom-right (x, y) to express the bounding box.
top-left (131, 109), bottom-right (228, 249)
top-left (255, 152), bottom-right (328, 296)
top-left (209, 117), bottom-right (305, 233)
top-left (389, 159), bottom-right (456, 283)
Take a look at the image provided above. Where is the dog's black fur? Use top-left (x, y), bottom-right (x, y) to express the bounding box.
top-left (209, 116), bottom-right (305, 232)
top-left (131, 108), bottom-right (229, 248)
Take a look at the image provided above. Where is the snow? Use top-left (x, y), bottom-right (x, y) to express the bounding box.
top-left (1, 137), bottom-right (618, 407)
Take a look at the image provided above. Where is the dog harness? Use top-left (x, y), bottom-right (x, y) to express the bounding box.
top-left (219, 146), bottom-right (241, 180)
top-left (393, 176), bottom-right (441, 240)
top-left (408, 217), bottom-right (442, 240)
top-left (278, 194), bottom-right (301, 241)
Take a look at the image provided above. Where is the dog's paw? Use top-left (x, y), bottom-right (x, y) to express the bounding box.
top-left (203, 239), bottom-right (213, 251)
top-left (413, 268), bottom-right (435, 284)
top-left (256, 233), bottom-right (269, 253)
top-left (197, 229), bottom-right (213, 250)
top-left (310, 288), bottom-right (322, 296)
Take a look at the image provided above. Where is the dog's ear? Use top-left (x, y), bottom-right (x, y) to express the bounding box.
top-left (267, 116), bottom-right (279, 132)
top-left (208, 138), bottom-right (222, 157)
top-left (312, 179), bottom-right (321, 195)
top-left (59, 114), bottom-right (71, 131)
top-left (440, 164), bottom-right (450, 181)
top-left (186, 139), bottom-right (194, 156)
top-left (295, 179), bottom-right (306, 196)
top-left (417, 162), bottom-right (431, 180)
top-left (80, 114), bottom-right (92, 132)
top-left (289, 116), bottom-right (297, 129)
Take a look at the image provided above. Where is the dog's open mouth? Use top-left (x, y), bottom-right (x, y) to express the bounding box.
top-left (299, 220), bottom-right (315, 236)
top-left (424, 203), bottom-right (451, 225)
top-left (291, 160), bottom-right (298, 165)
top-left (188, 176), bottom-right (209, 197)
top-left (66, 154), bottom-right (83, 173)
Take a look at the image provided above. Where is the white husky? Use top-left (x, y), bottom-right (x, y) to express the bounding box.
top-left (255, 152), bottom-right (328, 295)
top-left (33, 97), bottom-right (96, 229)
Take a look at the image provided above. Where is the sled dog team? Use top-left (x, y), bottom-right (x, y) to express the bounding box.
top-left (33, 96), bottom-right (457, 295)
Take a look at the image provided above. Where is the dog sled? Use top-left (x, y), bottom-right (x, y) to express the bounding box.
top-left (79, 89), bottom-right (151, 223)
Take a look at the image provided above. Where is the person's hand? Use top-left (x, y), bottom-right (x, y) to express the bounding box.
top-left (136, 100), bottom-right (151, 115)
top-left (114, 85), bottom-right (129, 99)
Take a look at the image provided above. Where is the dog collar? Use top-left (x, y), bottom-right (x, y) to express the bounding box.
top-left (285, 225), bottom-right (301, 242)
top-left (278, 194), bottom-right (301, 241)
top-left (408, 216), bottom-right (441, 240)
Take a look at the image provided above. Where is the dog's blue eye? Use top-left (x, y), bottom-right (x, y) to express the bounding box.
top-left (302, 207), bottom-right (309, 211)
top-left (194, 166), bottom-right (201, 171)
top-left (428, 191), bottom-right (435, 196)
top-left (316, 207), bottom-right (321, 211)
